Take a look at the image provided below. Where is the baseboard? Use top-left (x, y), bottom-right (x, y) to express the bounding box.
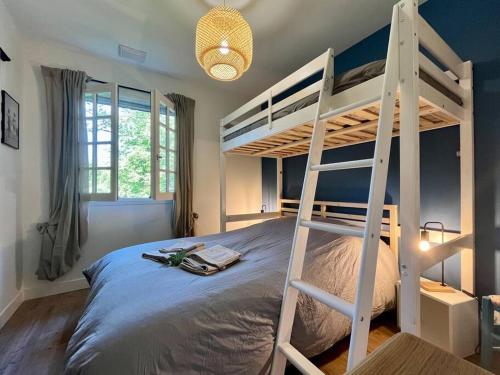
top-left (23, 278), bottom-right (89, 300)
top-left (0, 290), bottom-right (24, 329)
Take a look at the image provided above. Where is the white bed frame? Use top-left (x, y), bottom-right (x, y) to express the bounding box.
top-left (279, 199), bottom-right (399, 257)
top-left (219, 0), bottom-right (474, 372)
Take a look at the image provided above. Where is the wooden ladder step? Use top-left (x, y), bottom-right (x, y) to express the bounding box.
top-left (278, 342), bottom-right (324, 375)
top-left (319, 95), bottom-right (381, 121)
top-left (310, 158), bottom-right (373, 172)
top-left (300, 220), bottom-right (365, 237)
top-left (290, 279), bottom-right (354, 318)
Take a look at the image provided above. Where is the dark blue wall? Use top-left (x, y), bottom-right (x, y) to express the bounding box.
top-left (262, 157), bottom-right (278, 212)
top-left (273, 0), bottom-right (500, 296)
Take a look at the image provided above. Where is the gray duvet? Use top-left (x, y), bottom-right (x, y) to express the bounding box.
top-left (65, 217), bottom-right (398, 375)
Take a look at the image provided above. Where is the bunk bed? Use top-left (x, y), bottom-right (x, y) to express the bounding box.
top-left (219, 1), bottom-right (475, 374)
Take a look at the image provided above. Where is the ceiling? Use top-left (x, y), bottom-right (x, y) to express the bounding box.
top-left (5, 0), bottom-right (399, 97)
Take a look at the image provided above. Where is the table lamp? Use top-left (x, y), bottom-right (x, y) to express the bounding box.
top-left (419, 221), bottom-right (454, 293)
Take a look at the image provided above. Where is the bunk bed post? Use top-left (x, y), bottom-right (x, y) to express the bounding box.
top-left (398, 0), bottom-right (421, 336)
top-left (220, 120), bottom-right (227, 233)
top-left (459, 61), bottom-right (474, 294)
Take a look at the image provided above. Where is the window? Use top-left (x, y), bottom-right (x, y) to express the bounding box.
top-left (153, 90), bottom-right (176, 200)
top-left (118, 87), bottom-right (152, 199)
top-left (84, 84), bottom-right (117, 200)
top-left (83, 83), bottom-right (176, 201)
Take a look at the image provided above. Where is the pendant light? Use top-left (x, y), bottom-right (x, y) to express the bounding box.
top-left (195, 4), bottom-right (253, 81)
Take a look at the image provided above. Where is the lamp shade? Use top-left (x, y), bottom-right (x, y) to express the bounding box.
top-left (195, 5), bottom-right (253, 81)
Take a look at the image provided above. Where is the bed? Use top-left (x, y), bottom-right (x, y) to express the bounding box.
top-left (223, 58), bottom-right (463, 144)
top-left (64, 216), bottom-right (398, 374)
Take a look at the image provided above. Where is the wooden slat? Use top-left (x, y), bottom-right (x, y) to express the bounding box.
top-left (230, 97), bottom-right (457, 157)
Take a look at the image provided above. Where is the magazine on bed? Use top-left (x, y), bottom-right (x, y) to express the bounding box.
top-left (142, 242), bottom-right (205, 265)
top-left (180, 245), bottom-right (241, 276)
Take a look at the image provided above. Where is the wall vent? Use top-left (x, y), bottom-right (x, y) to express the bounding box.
top-left (118, 44), bottom-right (147, 64)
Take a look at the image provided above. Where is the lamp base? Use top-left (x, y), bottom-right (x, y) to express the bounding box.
top-left (420, 280), bottom-right (455, 293)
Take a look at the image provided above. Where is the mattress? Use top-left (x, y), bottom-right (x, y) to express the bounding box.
top-left (64, 217), bottom-right (398, 375)
top-left (224, 59), bottom-right (462, 142)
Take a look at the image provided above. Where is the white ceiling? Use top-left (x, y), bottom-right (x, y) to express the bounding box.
top-left (5, 0), bottom-right (399, 97)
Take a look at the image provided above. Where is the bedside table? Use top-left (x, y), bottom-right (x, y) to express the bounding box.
top-left (396, 278), bottom-right (479, 358)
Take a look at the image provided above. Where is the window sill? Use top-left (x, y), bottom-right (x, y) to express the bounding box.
top-left (89, 199), bottom-right (174, 207)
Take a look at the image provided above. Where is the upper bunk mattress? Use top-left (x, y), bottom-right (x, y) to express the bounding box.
top-left (224, 59), bottom-right (463, 142)
top-left (64, 217), bottom-right (398, 375)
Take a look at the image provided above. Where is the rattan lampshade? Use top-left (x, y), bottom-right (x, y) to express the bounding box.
top-left (196, 5), bottom-right (253, 81)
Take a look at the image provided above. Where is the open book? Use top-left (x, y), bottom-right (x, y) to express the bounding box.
top-left (180, 245), bottom-right (241, 276)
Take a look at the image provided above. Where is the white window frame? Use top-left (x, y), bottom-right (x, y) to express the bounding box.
top-left (84, 82), bottom-right (118, 201)
top-left (152, 89), bottom-right (176, 201)
top-left (83, 84), bottom-right (176, 202)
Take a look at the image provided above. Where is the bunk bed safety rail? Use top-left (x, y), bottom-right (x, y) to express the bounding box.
top-left (417, 13), bottom-right (467, 108)
top-left (417, 15), bottom-right (465, 80)
top-left (221, 50), bottom-right (329, 129)
top-left (223, 80), bottom-right (322, 138)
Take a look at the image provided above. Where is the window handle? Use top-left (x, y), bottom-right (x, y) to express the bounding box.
top-left (156, 154), bottom-right (163, 161)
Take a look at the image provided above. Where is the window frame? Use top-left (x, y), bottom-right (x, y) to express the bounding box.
top-left (84, 82), bottom-right (118, 201)
top-left (83, 83), bottom-right (177, 202)
top-left (152, 89), bottom-right (176, 201)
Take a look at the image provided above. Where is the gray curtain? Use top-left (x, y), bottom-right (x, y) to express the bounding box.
top-left (166, 93), bottom-right (195, 238)
top-left (37, 66), bottom-right (88, 281)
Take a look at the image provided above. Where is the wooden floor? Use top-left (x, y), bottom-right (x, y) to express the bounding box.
top-left (0, 289), bottom-right (495, 374)
top-left (286, 313), bottom-right (399, 375)
top-left (0, 289), bottom-right (88, 375)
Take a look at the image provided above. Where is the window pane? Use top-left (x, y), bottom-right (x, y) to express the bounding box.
top-left (87, 144), bottom-right (93, 167)
top-left (168, 109), bottom-right (176, 130)
top-left (85, 94), bottom-right (94, 117)
top-left (160, 102), bottom-right (167, 124)
top-left (97, 92), bottom-right (112, 116)
top-left (160, 152), bottom-right (166, 170)
top-left (82, 168), bottom-right (93, 194)
top-left (168, 172), bottom-right (175, 193)
top-left (159, 171), bottom-right (167, 193)
top-left (96, 169), bottom-right (111, 193)
top-left (168, 151), bottom-right (175, 171)
top-left (118, 87), bottom-right (152, 199)
top-left (86, 119), bottom-right (93, 141)
top-left (97, 144), bottom-right (111, 167)
top-left (97, 118), bottom-right (112, 142)
top-left (168, 130), bottom-right (175, 150)
top-left (160, 126), bottom-right (167, 147)
top-left (88, 169), bottom-right (93, 193)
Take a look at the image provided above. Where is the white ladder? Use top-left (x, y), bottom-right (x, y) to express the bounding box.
top-left (271, 12), bottom-right (400, 374)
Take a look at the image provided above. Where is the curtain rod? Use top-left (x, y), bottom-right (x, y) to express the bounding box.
top-left (90, 78), bottom-right (152, 95)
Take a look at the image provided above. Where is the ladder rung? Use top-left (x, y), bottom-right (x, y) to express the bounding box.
top-left (311, 158), bottom-right (373, 172)
top-left (278, 342), bottom-right (324, 375)
top-left (300, 220), bottom-right (364, 237)
top-left (290, 279), bottom-right (354, 318)
top-left (319, 95), bottom-right (381, 121)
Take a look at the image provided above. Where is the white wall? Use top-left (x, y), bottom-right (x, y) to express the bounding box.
top-left (0, 0), bottom-right (25, 327)
top-left (226, 155), bottom-right (263, 231)
top-left (17, 36), bottom-right (261, 297)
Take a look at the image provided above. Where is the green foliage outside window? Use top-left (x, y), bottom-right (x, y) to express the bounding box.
top-left (118, 108), bottom-right (151, 198)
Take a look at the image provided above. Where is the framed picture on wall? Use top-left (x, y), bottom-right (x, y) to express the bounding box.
top-left (1, 90), bottom-right (20, 149)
